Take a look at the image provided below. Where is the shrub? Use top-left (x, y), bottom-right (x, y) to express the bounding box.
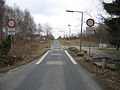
top-left (0, 36), bottom-right (11, 55)
top-left (84, 55), bottom-right (92, 62)
top-left (69, 47), bottom-right (79, 53)
top-left (77, 52), bottom-right (84, 57)
top-left (74, 49), bottom-right (79, 53)
top-left (84, 50), bottom-right (87, 54)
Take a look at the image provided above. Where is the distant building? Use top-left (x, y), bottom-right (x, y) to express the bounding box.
top-left (31, 34), bottom-right (40, 40)
top-left (30, 32), bottom-right (47, 42)
top-left (40, 36), bottom-right (46, 42)
top-left (40, 32), bottom-right (47, 42)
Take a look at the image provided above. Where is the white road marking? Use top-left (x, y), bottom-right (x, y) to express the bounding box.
top-left (46, 61), bottom-right (66, 65)
top-left (65, 50), bottom-right (78, 64)
top-left (51, 54), bottom-right (62, 56)
top-left (35, 50), bottom-right (50, 64)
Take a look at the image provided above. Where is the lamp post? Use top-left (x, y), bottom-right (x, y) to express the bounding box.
top-left (68, 24), bottom-right (71, 48)
top-left (66, 10), bottom-right (83, 52)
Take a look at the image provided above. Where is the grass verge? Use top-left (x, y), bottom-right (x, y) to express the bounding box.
top-left (59, 40), bottom-right (69, 46)
top-left (98, 48), bottom-right (120, 53)
top-left (71, 39), bottom-right (98, 47)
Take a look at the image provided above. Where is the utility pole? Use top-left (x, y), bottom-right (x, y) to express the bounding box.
top-left (66, 10), bottom-right (83, 51)
top-left (68, 24), bottom-right (71, 48)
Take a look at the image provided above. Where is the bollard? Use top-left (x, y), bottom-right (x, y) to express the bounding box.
top-left (102, 59), bottom-right (106, 69)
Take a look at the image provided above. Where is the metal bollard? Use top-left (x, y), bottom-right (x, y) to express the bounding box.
top-left (102, 59), bottom-right (106, 69)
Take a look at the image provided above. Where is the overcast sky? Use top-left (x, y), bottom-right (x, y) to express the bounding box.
top-left (6, 0), bottom-right (112, 38)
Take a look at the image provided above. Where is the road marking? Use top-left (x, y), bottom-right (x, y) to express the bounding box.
top-left (46, 61), bottom-right (66, 65)
top-left (51, 54), bottom-right (62, 56)
top-left (35, 50), bottom-right (50, 64)
top-left (65, 50), bottom-right (78, 64)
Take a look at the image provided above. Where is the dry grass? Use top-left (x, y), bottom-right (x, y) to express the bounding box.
top-left (9, 40), bottom-right (51, 58)
top-left (0, 40), bottom-right (52, 70)
top-left (59, 40), bottom-right (69, 46)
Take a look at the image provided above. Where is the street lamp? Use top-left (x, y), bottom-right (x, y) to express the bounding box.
top-left (66, 10), bottom-right (83, 52)
top-left (68, 24), bottom-right (71, 48)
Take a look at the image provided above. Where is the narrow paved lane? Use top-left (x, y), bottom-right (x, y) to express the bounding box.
top-left (0, 40), bottom-right (103, 90)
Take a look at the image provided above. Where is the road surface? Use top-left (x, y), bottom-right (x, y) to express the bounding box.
top-left (0, 40), bottom-right (103, 90)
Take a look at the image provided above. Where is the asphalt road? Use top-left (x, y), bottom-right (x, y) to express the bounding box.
top-left (0, 40), bottom-right (103, 90)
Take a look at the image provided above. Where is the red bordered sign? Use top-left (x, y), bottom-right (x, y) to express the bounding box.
top-left (86, 18), bottom-right (95, 27)
top-left (7, 19), bottom-right (15, 28)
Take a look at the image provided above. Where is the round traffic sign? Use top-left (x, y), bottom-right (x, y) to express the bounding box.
top-left (7, 19), bottom-right (15, 28)
top-left (86, 18), bottom-right (95, 27)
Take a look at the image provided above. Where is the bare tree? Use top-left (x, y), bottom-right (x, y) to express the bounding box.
top-left (44, 23), bottom-right (52, 35)
top-left (37, 23), bottom-right (43, 35)
top-left (93, 24), bottom-right (111, 44)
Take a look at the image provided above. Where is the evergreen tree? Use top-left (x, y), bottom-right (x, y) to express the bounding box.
top-left (0, 0), bottom-right (5, 41)
top-left (103, 0), bottom-right (120, 50)
top-left (0, 36), bottom-right (11, 55)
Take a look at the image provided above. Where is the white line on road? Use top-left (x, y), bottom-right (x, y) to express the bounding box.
top-left (64, 50), bottom-right (78, 64)
top-left (51, 54), bottom-right (62, 56)
top-left (35, 50), bottom-right (50, 65)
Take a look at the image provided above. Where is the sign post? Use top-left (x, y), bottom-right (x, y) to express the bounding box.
top-left (7, 19), bottom-right (16, 56)
top-left (86, 18), bottom-right (95, 54)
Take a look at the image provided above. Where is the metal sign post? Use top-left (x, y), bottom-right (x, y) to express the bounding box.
top-left (68, 24), bottom-right (71, 48)
top-left (86, 18), bottom-right (95, 54)
top-left (89, 35), bottom-right (91, 54)
top-left (10, 34), bottom-right (13, 56)
top-left (7, 19), bottom-right (16, 56)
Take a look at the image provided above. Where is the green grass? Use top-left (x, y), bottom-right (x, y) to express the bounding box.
top-left (98, 48), bottom-right (120, 53)
top-left (59, 40), bottom-right (69, 46)
top-left (71, 39), bottom-right (98, 47)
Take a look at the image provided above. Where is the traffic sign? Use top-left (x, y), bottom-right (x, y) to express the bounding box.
top-left (7, 19), bottom-right (15, 28)
top-left (86, 27), bottom-right (94, 34)
top-left (86, 18), bottom-right (95, 27)
top-left (8, 28), bottom-right (15, 35)
top-left (8, 31), bottom-right (15, 35)
top-left (8, 28), bottom-right (15, 32)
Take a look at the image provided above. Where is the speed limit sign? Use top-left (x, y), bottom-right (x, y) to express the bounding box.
top-left (86, 18), bottom-right (95, 27)
top-left (7, 19), bottom-right (15, 28)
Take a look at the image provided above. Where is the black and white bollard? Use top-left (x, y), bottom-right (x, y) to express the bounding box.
top-left (102, 59), bottom-right (106, 69)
